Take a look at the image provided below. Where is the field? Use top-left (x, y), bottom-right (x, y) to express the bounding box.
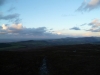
top-left (0, 44), bottom-right (100, 75)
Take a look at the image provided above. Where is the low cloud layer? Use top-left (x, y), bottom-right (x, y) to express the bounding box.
top-left (0, 24), bottom-right (46, 34)
top-left (76, 0), bottom-right (100, 11)
top-left (70, 27), bottom-right (80, 30)
top-left (0, 24), bottom-right (67, 39)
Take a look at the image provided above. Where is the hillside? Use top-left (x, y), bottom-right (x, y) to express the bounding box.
top-left (0, 44), bottom-right (100, 75)
top-left (1, 37), bottom-right (100, 51)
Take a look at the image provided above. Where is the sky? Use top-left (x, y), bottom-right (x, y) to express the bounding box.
top-left (0, 0), bottom-right (100, 39)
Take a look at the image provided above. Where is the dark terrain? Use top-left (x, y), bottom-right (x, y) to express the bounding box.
top-left (1, 44), bottom-right (100, 75)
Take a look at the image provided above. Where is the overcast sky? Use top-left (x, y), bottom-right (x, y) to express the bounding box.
top-left (0, 0), bottom-right (100, 39)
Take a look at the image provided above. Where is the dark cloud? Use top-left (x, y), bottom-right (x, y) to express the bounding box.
top-left (80, 23), bottom-right (87, 26)
top-left (0, 0), bottom-right (21, 24)
top-left (88, 23), bottom-right (94, 25)
top-left (7, 7), bottom-right (15, 12)
top-left (0, 13), bottom-right (20, 20)
top-left (14, 18), bottom-right (22, 24)
top-left (0, 13), bottom-right (21, 24)
top-left (87, 28), bottom-right (100, 32)
top-left (0, 0), bottom-right (18, 6)
top-left (76, 1), bottom-right (86, 12)
top-left (76, 0), bottom-right (100, 12)
top-left (20, 27), bottom-right (48, 35)
top-left (0, 0), bottom-right (6, 6)
top-left (0, 26), bottom-right (2, 29)
top-left (70, 27), bottom-right (80, 30)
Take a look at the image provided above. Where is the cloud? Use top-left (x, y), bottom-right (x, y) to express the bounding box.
top-left (70, 27), bottom-right (81, 30)
top-left (0, 13), bottom-right (20, 20)
top-left (7, 7), bottom-right (16, 12)
top-left (0, 13), bottom-right (21, 24)
top-left (0, 0), bottom-right (18, 6)
top-left (0, 24), bottom-right (23, 34)
top-left (88, 19), bottom-right (100, 26)
top-left (0, 0), bottom-right (21, 24)
top-left (87, 19), bottom-right (100, 32)
top-left (87, 28), bottom-right (100, 32)
top-left (0, 0), bottom-right (6, 6)
top-left (2, 24), bottom-right (9, 30)
top-left (76, 0), bottom-right (100, 12)
top-left (0, 24), bottom-right (68, 39)
top-left (1, 24), bottom-right (80, 39)
top-left (80, 23), bottom-right (87, 26)
top-left (14, 18), bottom-right (22, 24)
top-left (21, 27), bottom-right (48, 35)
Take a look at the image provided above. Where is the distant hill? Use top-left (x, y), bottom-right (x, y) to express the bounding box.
top-left (0, 37), bottom-right (100, 51)
top-left (46, 37), bottom-right (100, 45)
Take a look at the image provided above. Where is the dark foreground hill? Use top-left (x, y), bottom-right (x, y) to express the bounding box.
top-left (0, 44), bottom-right (100, 75)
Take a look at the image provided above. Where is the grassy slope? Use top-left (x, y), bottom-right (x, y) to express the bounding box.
top-left (0, 44), bottom-right (100, 75)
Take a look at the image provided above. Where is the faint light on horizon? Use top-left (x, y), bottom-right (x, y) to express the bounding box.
top-left (57, 32), bottom-right (61, 35)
